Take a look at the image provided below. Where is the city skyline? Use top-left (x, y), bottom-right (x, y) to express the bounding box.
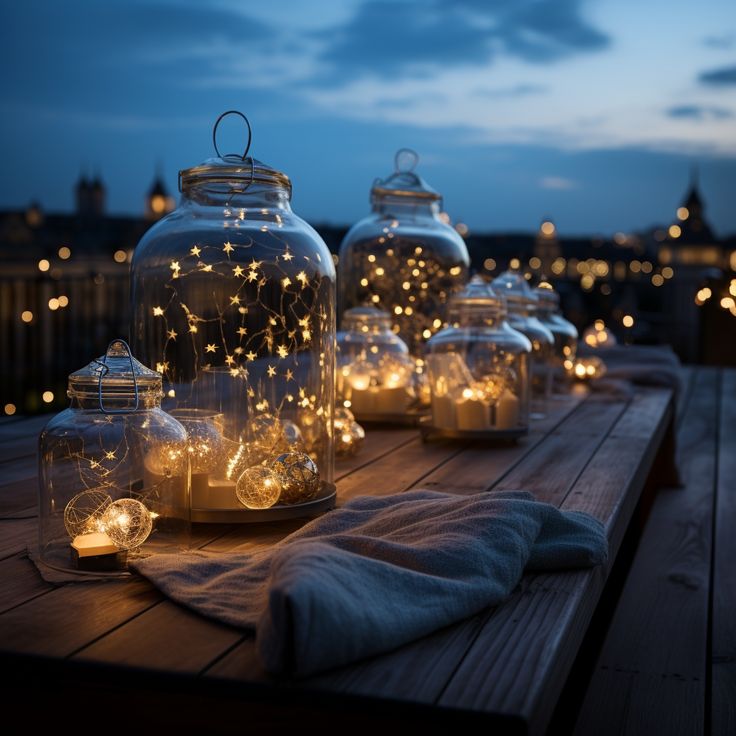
top-left (2, 0), bottom-right (735, 236)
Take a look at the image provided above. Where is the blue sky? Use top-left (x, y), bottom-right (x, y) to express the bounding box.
top-left (1, 0), bottom-right (735, 235)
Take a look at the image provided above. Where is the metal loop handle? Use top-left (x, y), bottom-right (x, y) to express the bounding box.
top-left (394, 148), bottom-right (419, 173)
top-left (93, 339), bottom-right (140, 414)
top-left (213, 110), bottom-right (252, 161)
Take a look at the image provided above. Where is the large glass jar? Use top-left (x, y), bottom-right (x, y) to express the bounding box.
top-left (336, 306), bottom-right (420, 422)
top-left (534, 282), bottom-right (578, 388)
top-left (38, 340), bottom-right (190, 575)
top-left (492, 270), bottom-right (555, 402)
top-left (337, 149), bottom-right (470, 356)
top-left (423, 276), bottom-right (532, 439)
top-left (130, 113), bottom-right (336, 521)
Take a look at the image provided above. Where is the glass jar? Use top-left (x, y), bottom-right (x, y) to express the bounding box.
top-left (337, 149), bottom-right (470, 356)
top-left (336, 306), bottom-right (420, 422)
top-left (491, 270), bottom-right (555, 402)
top-left (423, 276), bottom-right (532, 439)
top-left (38, 340), bottom-right (190, 575)
top-left (535, 282), bottom-right (578, 389)
top-left (130, 113), bottom-right (336, 520)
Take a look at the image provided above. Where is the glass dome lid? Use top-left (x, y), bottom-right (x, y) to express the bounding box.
top-left (68, 339), bottom-right (161, 405)
top-left (178, 111), bottom-right (292, 196)
top-left (448, 275), bottom-right (507, 320)
top-left (535, 281), bottom-right (561, 310)
top-left (370, 148), bottom-right (441, 202)
top-left (340, 306), bottom-right (394, 332)
top-left (492, 270), bottom-right (537, 310)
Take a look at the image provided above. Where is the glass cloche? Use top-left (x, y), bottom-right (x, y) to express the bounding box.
top-left (337, 149), bottom-right (470, 356)
top-left (38, 340), bottom-right (190, 575)
top-left (423, 276), bottom-right (532, 439)
top-left (535, 281), bottom-right (578, 388)
top-left (491, 270), bottom-right (555, 401)
top-left (336, 306), bottom-right (421, 422)
top-left (130, 112), bottom-right (336, 521)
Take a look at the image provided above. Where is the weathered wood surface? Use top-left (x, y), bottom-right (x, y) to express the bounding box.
top-left (573, 367), bottom-right (729, 736)
top-left (0, 381), bottom-right (681, 733)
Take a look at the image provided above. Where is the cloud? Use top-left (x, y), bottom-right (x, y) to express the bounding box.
top-left (699, 64), bottom-right (736, 85)
top-left (666, 104), bottom-right (734, 120)
top-left (316, 0), bottom-right (610, 81)
top-left (539, 176), bottom-right (577, 190)
top-left (474, 83), bottom-right (547, 99)
top-left (703, 33), bottom-right (735, 50)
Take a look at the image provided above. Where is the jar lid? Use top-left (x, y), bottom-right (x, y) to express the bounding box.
top-left (68, 339), bottom-right (161, 410)
top-left (341, 306), bottom-right (393, 332)
top-left (179, 156), bottom-right (292, 196)
top-left (491, 270), bottom-right (538, 310)
top-left (535, 281), bottom-right (561, 309)
top-left (371, 148), bottom-right (441, 202)
top-left (447, 275), bottom-right (507, 320)
top-left (178, 111), bottom-right (292, 196)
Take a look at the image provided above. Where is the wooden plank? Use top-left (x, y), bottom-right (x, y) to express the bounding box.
top-left (334, 427), bottom-right (416, 479)
top-left (0, 579), bottom-right (160, 657)
top-left (0, 475), bottom-right (37, 518)
top-left (73, 600), bottom-right (244, 672)
top-left (438, 388), bottom-right (673, 734)
top-left (573, 368), bottom-right (718, 736)
top-left (712, 368), bottom-right (736, 736)
top-left (0, 518), bottom-right (38, 561)
top-left (0, 553), bottom-right (54, 614)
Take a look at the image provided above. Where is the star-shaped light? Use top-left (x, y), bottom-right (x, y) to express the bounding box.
top-left (189, 325), bottom-right (198, 334)
top-left (276, 345), bottom-right (289, 359)
top-left (267, 365), bottom-right (276, 377)
top-left (296, 271), bottom-right (308, 287)
top-left (152, 306), bottom-right (164, 316)
top-left (156, 361), bottom-right (169, 372)
top-left (233, 265), bottom-right (245, 278)
top-left (229, 368), bottom-right (240, 377)
top-left (223, 241), bottom-right (234, 254)
top-left (205, 343), bottom-right (217, 353)
top-left (285, 369), bottom-right (294, 381)
top-left (167, 329), bottom-right (177, 340)
top-left (104, 451), bottom-right (116, 461)
top-left (201, 264), bottom-right (213, 272)
top-left (237, 327), bottom-right (247, 337)
top-left (282, 276), bottom-right (292, 288)
top-left (190, 245), bottom-right (201, 257)
top-left (229, 295), bottom-right (240, 305)
top-left (282, 250), bottom-right (294, 261)
top-left (249, 258), bottom-right (262, 270)
top-left (225, 354), bottom-right (235, 366)
top-left (245, 351), bottom-right (257, 361)
top-left (170, 261), bottom-right (180, 271)
top-left (246, 270), bottom-right (258, 282)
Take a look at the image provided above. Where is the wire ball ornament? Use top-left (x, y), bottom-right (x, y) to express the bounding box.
top-left (63, 488), bottom-right (113, 538)
top-left (101, 498), bottom-right (153, 549)
top-left (271, 451), bottom-right (321, 505)
top-left (236, 466), bottom-right (283, 510)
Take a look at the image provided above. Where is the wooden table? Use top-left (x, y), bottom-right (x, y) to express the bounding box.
top-left (0, 384), bottom-right (675, 734)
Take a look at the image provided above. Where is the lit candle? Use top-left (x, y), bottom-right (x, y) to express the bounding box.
top-left (431, 394), bottom-right (457, 429)
top-left (455, 393), bottom-right (491, 430)
top-left (373, 386), bottom-right (412, 414)
top-left (494, 389), bottom-right (520, 429)
top-left (349, 387), bottom-right (377, 415)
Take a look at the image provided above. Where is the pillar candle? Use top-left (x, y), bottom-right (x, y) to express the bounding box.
top-left (432, 394), bottom-right (457, 429)
top-left (349, 387), bottom-right (377, 416)
top-left (456, 397), bottom-right (491, 431)
top-left (207, 479), bottom-right (239, 509)
top-left (373, 386), bottom-right (412, 414)
top-left (495, 389), bottom-right (520, 429)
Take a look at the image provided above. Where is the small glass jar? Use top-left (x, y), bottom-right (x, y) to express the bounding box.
top-left (423, 276), bottom-right (532, 439)
top-left (535, 282), bottom-right (578, 389)
top-left (336, 306), bottom-right (420, 422)
top-left (38, 340), bottom-right (190, 575)
top-left (492, 270), bottom-right (555, 401)
top-left (130, 112), bottom-right (336, 520)
top-left (337, 149), bottom-right (470, 356)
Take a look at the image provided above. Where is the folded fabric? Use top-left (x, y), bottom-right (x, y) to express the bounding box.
top-left (579, 344), bottom-right (683, 395)
top-left (132, 490), bottom-right (607, 677)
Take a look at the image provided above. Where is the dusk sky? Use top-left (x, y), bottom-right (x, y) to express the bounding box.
top-left (2, 0), bottom-right (735, 236)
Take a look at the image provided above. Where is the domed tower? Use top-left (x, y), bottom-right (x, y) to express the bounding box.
top-left (145, 174), bottom-right (174, 221)
top-left (534, 218), bottom-right (560, 276)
